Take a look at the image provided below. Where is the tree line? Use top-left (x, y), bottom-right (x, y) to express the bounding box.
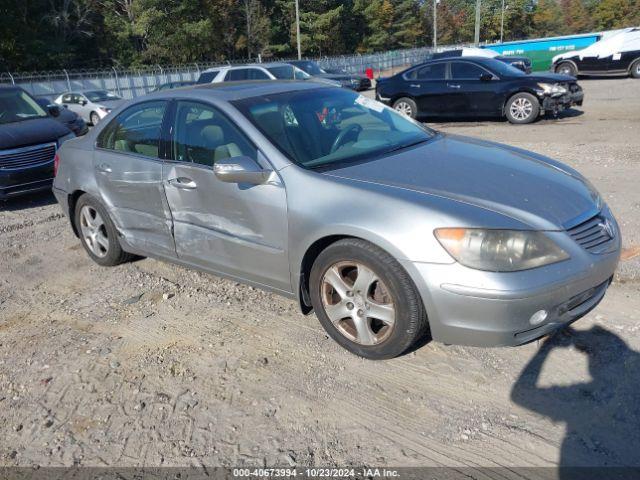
top-left (1, 0), bottom-right (639, 72)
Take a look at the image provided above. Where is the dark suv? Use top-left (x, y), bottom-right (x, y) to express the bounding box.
top-left (0, 86), bottom-right (75, 200)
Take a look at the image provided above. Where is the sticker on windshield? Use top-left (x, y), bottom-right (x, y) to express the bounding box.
top-left (355, 95), bottom-right (386, 113)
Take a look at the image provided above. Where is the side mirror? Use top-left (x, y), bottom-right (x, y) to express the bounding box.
top-left (47, 104), bottom-right (61, 117)
top-left (480, 73), bottom-right (494, 81)
top-left (80, 100), bottom-right (87, 106)
top-left (214, 156), bottom-right (272, 185)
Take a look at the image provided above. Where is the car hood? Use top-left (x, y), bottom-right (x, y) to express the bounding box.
top-left (94, 99), bottom-right (124, 109)
top-left (0, 117), bottom-right (70, 150)
top-left (526, 72), bottom-right (576, 82)
top-left (322, 134), bottom-right (599, 230)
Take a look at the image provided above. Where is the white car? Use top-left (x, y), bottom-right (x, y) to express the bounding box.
top-left (196, 62), bottom-right (341, 87)
top-left (54, 90), bottom-right (124, 125)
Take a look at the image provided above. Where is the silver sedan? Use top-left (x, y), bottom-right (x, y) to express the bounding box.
top-left (54, 90), bottom-right (123, 125)
top-left (52, 82), bottom-right (620, 359)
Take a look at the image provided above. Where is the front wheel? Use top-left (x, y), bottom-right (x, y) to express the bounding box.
top-left (392, 97), bottom-right (418, 119)
top-left (505, 93), bottom-right (540, 124)
top-left (309, 238), bottom-right (427, 360)
top-left (631, 60), bottom-right (640, 79)
top-left (90, 111), bottom-right (100, 126)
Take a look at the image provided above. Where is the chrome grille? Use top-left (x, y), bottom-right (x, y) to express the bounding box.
top-left (567, 214), bottom-right (614, 253)
top-left (0, 142), bottom-right (57, 170)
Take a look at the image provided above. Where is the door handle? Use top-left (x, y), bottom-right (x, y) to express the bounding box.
top-left (447, 84), bottom-right (461, 89)
top-left (409, 84), bottom-right (421, 88)
top-left (96, 163), bottom-right (112, 173)
top-left (167, 177), bottom-right (197, 190)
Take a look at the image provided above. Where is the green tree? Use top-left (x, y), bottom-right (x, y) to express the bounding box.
top-left (533, 0), bottom-right (564, 37)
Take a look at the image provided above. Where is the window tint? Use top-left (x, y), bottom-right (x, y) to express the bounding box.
top-left (451, 62), bottom-right (487, 79)
top-left (173, 101), bottom-right (256, 167)
top-left (416, 63), bottom-right (446, 80)
top-left (197, 70), bottom-right (219, 83)
top-left (96, 101), bottom-right (166, 158)
top-left (226, 69), bottom-right (249, 81)
top-left (62, 94), bottom-right (73, 103)
top-left (247, 68), bottom-right (270, 80)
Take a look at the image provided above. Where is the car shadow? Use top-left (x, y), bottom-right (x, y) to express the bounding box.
top-left (511, 326), bottom-right (640, 476)
top-left (0, 190), bottom-right (57, 212)
top-left (421, 109), bottom-right (584, 126)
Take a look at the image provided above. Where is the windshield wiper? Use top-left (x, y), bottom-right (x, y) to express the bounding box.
top-left (384, 138), bottom-right (430, 155)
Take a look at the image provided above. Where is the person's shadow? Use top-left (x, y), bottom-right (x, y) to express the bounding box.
top-left (511, 326), bottom-right (640, 477)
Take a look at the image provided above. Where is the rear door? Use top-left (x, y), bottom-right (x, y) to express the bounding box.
top-left (162, 100), bottom-right (291, 291)
top-left (405, 62), bottom-right (447, 115)
top-left (93, 100), bottom-right (176, 257)
top-left (448, 61), bottom-right (501, 116)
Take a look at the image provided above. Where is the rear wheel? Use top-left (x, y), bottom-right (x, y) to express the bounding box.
top-left (74, 194), bottom-right (132, 266)
top-left (505, 92), bottom-right (540, 124)
top-left (631, 60), bottom-right (640, 79)
top-left (556, 62), bottom-right (577, 77)
top-left (392, 97), bottom-right (418, 119)
top-left (309, 238), bottom-right (427, 360)
top-left (90, 111), bottom-right (100, 126)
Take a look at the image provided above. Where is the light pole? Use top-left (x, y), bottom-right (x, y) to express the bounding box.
top-left (295, 0), bottom-right (302, 60)
top-left (474, 0), bottom-right (481, 45)
top-left (500, 1), bottom-right (508, 43)
top-left (433, 0), bottom-right (439, 49)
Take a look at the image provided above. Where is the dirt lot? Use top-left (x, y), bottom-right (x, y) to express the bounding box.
top-left (1, 78), bottom-right (639, 473)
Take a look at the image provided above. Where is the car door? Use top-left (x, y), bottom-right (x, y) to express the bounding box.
top-left (76, 94), bottom-right (92, 121)
top-left (162, 100), bottom-right (291, 292)
top-left (405, 62), bottom-right (447, 115)
top-left (574, 54), bottom-right (606, 74)
top-left (93, 100), bottom-right (176, 257)
top-left (63, 93), bottom-right (82, 116)
top-left (448, 61), bottom-right (501, 117)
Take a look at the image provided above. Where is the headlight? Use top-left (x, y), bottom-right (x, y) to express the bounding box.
top-left (537, 83), bottom-right (567, 95)
top-left (434, 228), bottom-right (569, 272)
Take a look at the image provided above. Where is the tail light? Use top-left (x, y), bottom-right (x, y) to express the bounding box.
top-left (54, 153), bottom-right (60, 176)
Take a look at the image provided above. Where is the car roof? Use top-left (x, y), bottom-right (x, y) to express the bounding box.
top-left (143, 80), bottom-right (333, 102)
top-left (202, 62), bottom-right (293, 73)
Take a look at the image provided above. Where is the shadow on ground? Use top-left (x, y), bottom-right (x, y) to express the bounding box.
top-left (0, 190), bottom-right (56, 212)
top-left (512, 326), bottom-right (640, 476)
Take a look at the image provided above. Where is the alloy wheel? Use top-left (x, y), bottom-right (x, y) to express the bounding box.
top-left (559, 65), bottom-right (573, 75)
top-left (320, 261), bottom-right (395, 346)
top-left (510, 97), bottom-right (533, 121)
top-left (79, 205), bottom-right (109, 258)
top-left (394, 101), bottom-right (413, 117)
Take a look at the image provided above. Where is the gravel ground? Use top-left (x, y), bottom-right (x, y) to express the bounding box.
top-left (1, 78), bottom-right (639, 472)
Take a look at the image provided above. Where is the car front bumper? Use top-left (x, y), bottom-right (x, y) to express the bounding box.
top-left (401, 212), bottom-right (620, 347)
top-left (0, 162), bottom-right (55, 200)
top-left (540, 87), bottom-right (584, 113)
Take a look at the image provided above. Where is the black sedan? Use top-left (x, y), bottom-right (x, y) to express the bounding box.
top-left (289, 60), bottom-right (371, 91)
top-left (375, 57), bottom-right (584, 124)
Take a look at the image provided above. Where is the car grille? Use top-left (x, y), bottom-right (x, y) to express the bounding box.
top-left (567, 214), bottom-right (615, 253)
top-left (0, 142), bottom-right (57, 170)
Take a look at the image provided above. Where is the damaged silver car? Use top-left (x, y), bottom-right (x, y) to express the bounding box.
top-left (53, 82), bottom-right (620, 359)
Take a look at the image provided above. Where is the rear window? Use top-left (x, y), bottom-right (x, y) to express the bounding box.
top-left (197, 70), bottom-right (219, 84)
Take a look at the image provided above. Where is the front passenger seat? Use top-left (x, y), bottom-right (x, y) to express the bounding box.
top-left (200, 125), bottom-right (242, 164)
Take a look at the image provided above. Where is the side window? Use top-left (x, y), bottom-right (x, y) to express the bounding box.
top-left (197, 70), bottom-right (219, 84)
top-left (96, 101), bottom-right (166, 158)
top-left (62, 94), bottom-right (73, 103)
top-left (416, 63), bottom-right (446, 80)
top-left (451, 62), bottom-right (487, 80)
top-left (173, 101), bottom-right (257, 167)
top-left (246, 68), bottom-right (270, 80)
top-left (75, 95), bottom-right (86, 104)
top-left (226, 69), bottom-right (249, 81)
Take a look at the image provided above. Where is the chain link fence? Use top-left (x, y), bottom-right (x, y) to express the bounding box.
top-left (0, 46), bottom-right (463, 101)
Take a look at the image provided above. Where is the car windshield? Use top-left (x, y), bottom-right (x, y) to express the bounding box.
top-left (233, 88), bottom-right (435, 169)
top-left (267, 65), bottom-right (311, 80)
top-left (296, 61), bottom-right (326, 75)
top-left (0, 89), bottom-right (48, 124)
top-left (84, 90), bottom-right (121, 102)
top-left (484, 58), bottom-right (526, 77)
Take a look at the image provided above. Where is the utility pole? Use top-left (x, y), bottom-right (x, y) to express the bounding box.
top-left (295, 0), bottom-right (302, 60)
top-left (433, 0), bottom-right (438, 49)
top-left (474, 0), bottom-right (481, 45)
top-left (500, 0), bottom-right (506, 43)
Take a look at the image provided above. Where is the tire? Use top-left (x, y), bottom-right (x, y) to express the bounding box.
top-left (74, 194), bottom-right (133, 266)
top-left (556, 62), bottom-right (577, 77)
top-left (309, 238), bottom-right (427, 360)
top-left (90, 112), bottom-right (100, 126)
top-left (392, 97), bottom-right (418, 119)
top-left (505, 92), bottom-right (540, 124)
top-left (631, 60), bottom-right (640, 79)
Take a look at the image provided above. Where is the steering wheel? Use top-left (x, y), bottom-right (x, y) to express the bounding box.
top-left (330, 124), bottom-right (362, 154)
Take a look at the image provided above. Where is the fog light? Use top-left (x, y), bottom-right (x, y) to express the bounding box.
top-left (529, 310), bottom-right (548, 325)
